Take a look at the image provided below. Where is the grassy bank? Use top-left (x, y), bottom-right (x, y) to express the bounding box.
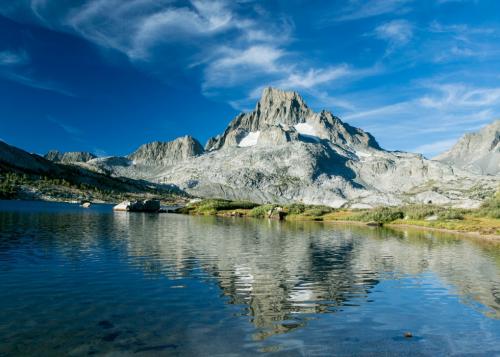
top-left (178, 195), bottom-right (500, 237)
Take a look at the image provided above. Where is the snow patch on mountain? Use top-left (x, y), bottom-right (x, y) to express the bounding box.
top-left (294, 122), bottom-right (320, 141)
top-left (238, 131), bottom-right (260, 147)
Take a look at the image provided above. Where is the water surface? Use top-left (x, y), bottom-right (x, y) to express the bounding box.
top-left (1, 200), bottom-right (500, 356)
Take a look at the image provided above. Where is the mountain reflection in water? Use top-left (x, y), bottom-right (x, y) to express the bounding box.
top-left (1, 201), bottom-right (499, 356)
top-left (113, 213), bottom-right (500, 325)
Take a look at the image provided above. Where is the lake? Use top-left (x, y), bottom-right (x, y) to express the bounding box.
top-left (0, 200), bottom-right (499, 356)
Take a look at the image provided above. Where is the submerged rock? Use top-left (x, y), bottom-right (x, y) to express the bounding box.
top-left (113, 199), bottom-right (161, 212)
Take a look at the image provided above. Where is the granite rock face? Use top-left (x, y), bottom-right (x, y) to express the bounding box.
top-left (434, 120), bottom-right (500, 176)
top-left (81, 88), bottom-right (499, 208)
top-left (205, 87), bottom-right (379, 152)
top-left (44, 150), bottom-right (97, 164)
top-left (128, 136), bottom-right (204, 166)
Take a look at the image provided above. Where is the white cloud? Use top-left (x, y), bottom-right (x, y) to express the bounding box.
top-left (211, 45), bottom-right (285, 71)
top-left (129, 1), bottom-right (234, 59)
top-left (374, 20), bottom-right (413, 45)
top-left (202, 45), bottom-right (287, 89)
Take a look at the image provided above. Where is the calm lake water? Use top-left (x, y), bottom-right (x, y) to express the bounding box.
top-left (1, 200), bottom-right (500, 356)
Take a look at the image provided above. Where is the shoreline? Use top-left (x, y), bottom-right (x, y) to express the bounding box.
top-left (386, 223), bottom-right (500, 242)
top-left (3, 197), bottom-right (499, 241)
top-left (209, 210), bottom-right (500, 241)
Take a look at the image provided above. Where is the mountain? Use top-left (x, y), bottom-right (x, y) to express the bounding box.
top-left (205, 87), bottom-right (380, 151)
top-left (1, 141), bottom-right (60, 174)
top-left (128, 136), bottom-right (204, 166)
top-left (434, 120), bottom-right (500, 176)
top-left (44, 150), bottom-right (97, 164)
top-left (0, 141), bottom-right (183, 201)
top-left (81, 87), bottom-right (498, 208)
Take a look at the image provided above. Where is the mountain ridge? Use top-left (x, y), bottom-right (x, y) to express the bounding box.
top-left (74, 87), bottom-right (498, 208)
top-left (434, 120), bottom-right (500, 176)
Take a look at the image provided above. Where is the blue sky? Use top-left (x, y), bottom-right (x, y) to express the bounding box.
top-left (0, 0), bottom-right (499, 157)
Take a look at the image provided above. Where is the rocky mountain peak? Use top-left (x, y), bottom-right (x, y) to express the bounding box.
top-left (255, 87), bottom-right (311, 127)
top-left (205, 87), bottom-right (380, 152)
top-left (45, 150), bottom-right (62, 162)
top-left (435, 120), bottom-right (499, 175)
top-left (128, 135), bottom-right (204, 166)
top-left (44, 150), bottom-right (96, 164)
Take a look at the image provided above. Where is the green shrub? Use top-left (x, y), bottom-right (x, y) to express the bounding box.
top-left (438, 209), bottom-right (465, 220)
top-left (352, 207), bottom-right (404, 224)
top-left (476, 194), bottom-right (500, 219)
top-left (284, 203), bottom-right (306, 215)
top-left (303, 206), bottom-right (333, 217)
top-left (249, 204), bottom-right (276, 218)
top-left (402, 204), bottom-right (441, 220)
top-left (188, 199), bottom-right (259, 214)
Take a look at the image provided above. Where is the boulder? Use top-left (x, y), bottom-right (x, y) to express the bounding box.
top-left (113, 199), bottom-right (161, 212)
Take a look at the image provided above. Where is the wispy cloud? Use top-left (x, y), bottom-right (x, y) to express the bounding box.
top-left (374, 20), bottom-right (413, 47)
top-left (0, 50), bottom-right (28, 65)
top-left (3, 0), bottom-right (298, 103)
top-left (436, 0), bottom-right (478, 4)
top-left (338, 77), bottom-right (500, 153)
top-left (66, 0), bottom-right (240, 60)
top-left (333, 0), bottom-right (412, 22)
top-left (412, 138), bottom-right (458, 157)
top-left (343, 102), bottom-right (410, 121)
top-left (276, 66), bottom-right (352, 89)
top-left (419, 84), bottom-right (500, 109)
top-left (0, 49), bottom-right (74, 96)
top-left (226, 63), bottom-right (380, 111)
top-left (60, 0), bottom-right (289, 63)
top-left (48, 116), bottom-right (83, 137)
top-left (2, 72), bottom-right (75, 96)
top-left (202, 45), bottom-right (287, 90)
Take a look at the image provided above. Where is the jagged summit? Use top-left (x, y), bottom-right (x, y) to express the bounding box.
top-left (435, 120), bottom-right (500, 175)
top-left (205, 87), bottom-right (379, 152)
top-left (254, 87), bottom-right (312, 127)
top-left (128, 135), bottom-right (204, 166)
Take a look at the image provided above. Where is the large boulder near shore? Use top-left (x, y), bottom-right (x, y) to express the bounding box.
top-left (113, 199), bottom-right (160, 212)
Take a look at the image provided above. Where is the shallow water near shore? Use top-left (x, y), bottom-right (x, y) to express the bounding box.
top-left (1, 200), bottom-right (500, 356)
